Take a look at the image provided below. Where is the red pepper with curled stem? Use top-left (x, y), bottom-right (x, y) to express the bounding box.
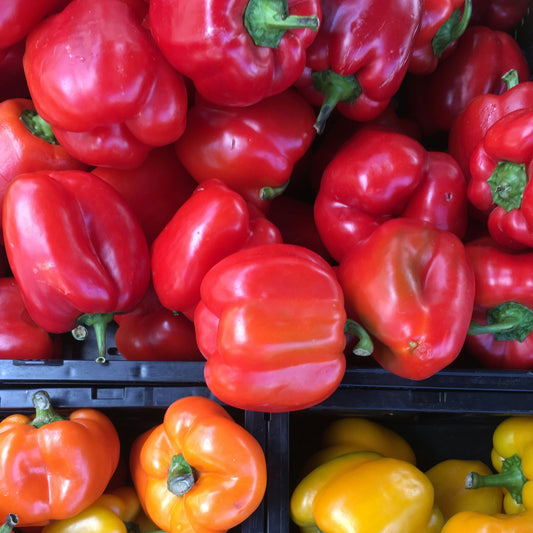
top-left (149, 0), bottom-right (321, 107)
top-left (464, 238), bottom-right (533, 369)
top-left (2, 169), bottom-right (151, 363)
top-left (294, 0), bottom-right (423, 133)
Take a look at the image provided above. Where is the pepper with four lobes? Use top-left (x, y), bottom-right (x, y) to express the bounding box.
top-left (338, 217), bottom-right (476, 380)
top-left (23, 0), bottom-right (189, 169)
top-left (464, 238), bottom-right (533, 370)
top-left (149, 0), bottom-right (321, 107)
top-left (291, 452), bottom-right (436, 533)
top-left (466, 416), bottom-right (533, 516)
top-left (467, 107), bottom-right (533, 250)
top-left (130, 395), bottom-right (267, 533)
top-left (0, 390), bottom-right (120, 527)
top-left (2, 169), bottom-right (151, 363)
top-left (294, 0), bottom-right (423, 133)
top-left (314, 125), bottom-right (469, 263)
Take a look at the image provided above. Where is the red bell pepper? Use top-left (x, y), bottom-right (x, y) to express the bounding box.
top-left (314, 126), bottom-right (468, 263)
top-left (114, 283), bottom-right (203, 361)
top-left (91, 145), bottom-right (197, 246)
top-left (294, 0), bottom-right (423, 133)
top-left (0, 390), bottom-right (120, 527)
top-left (449, 70), bottom-right (533, 182)
top-left (467, 107), bottom-right (533, 250)
top-left (408, 0), bottom-right (472, 75)
top-left (405, 25), bottom-right (531, 136)
top-left (464, 238), bottom-right (533, 369)
top-left (2, 169), bottom-right (151, 363)
top-left (0, 277), bottom-right (61, 360)
top-left (470, 0), bottom-right (530, 31)
top-left (23, 0), bottom-right (188, 169)
top-left (194, 243), bottom-right (349, 412)
top-left (148, 0), bottom-right (321, 107)
top-left (151, 179), bottom-right (282, 321)
top-left (338, 218), bottom-right (475, 380)
top-left (174, 89), bottom-right (316, 210)
top-left (0, 98), bottom-right (86, 239)
top-left (0, 41), bottom-right (30, 102)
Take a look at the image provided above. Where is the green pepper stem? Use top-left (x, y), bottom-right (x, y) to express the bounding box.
top-left (487, 161), bottom-right (528, 212)
top-left (467, 302), bottom-right (533, 342)
top-left (432, 0), bottom-right (472, 58)
top-left (167, 454), bottom-right (197, 497)
top-left (311, 70), bottom-right (361, 134)
top-left (466, 454), bottom-right (526, 504)
top-left (0, 514), bottom-right (18, 533)
top-left (75, 312), bottom-right (115, 364)
top-left (344, 319), bottom-right (374, 356)
top-left (19, 109), bottom-right (58, 145)
top-left (260, 178), bottom-right (290, 201)
top-left (502, 69), bottom-right (520, 91)
top-left (29, 391), bottom-right (65, 428)
top-left (244, 0), bottom-right (319, 48)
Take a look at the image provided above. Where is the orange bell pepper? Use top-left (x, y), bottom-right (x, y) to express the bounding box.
top-left (0, 390), bottom-right (120, 527)
top-left (441, 509), bottom-right (533, 532)
top-left (130, 395), bottom-right (267, 533)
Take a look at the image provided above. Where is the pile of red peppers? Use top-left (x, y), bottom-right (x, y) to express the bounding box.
top-left (0, 0), bottom-right (532, 412)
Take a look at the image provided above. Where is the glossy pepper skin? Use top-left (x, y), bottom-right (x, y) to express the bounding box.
top-left (194, 243), bottom-right (347, 412)
top-left (425, 459), bottom-right (503, 520)
top-left (294, 0), bottom-right (423, 133)
top-left (91, 145), bottom-right (197, 246)
top-left (149, 0), bottom-right (321, 107)
top-left (151, 179), bottom-right (282, 321)
top-left (405, 25), bottom-right (531, 136)
top-left (2, 170), bottom-right (151, 363)
top-left (338, 218), bottom-right (476, 380)
top-left (130, 395), bottom-right (267, 533)
top-left (466, 417), bottom-right (533, 515)
top-left (174, 89), bottom-right (316, 210)
top-left (0, 98), bottom-right (86, 235)
top-left (0, 277), bottom-right (61, 360)
top-left (114, 284), bottom-right (204, 362)
top-left (23, 0), bottom-right (188, 169)
top-left (448, 71), bottom-right (533, 183)
top-left (314, 126), bottom-right (468, 263)
top-left (291, 453), bottom-right (435, 533)
top-left (467, 108), bottom-right (533, 250)
top-left (408, 0), bottom-right (471, 75)
top-left (441, 510), bottom-right (533, 532)
top-left (0, 390), bottom-right (120, 527)
top-left (464, 238), bottom-right (533, 369)
top-left (303, 417), bottom-right (417, 473)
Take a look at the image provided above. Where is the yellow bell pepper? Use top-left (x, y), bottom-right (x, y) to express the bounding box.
top-left (466, 417), bottom-right (533, 515)
top-left (303, 417), bottom-right (416, 472)
top-left (426, 459), bottom-right (503, 520)
top-left (440, 510), bottom-right (533, 532)
top-left (291, 453), bottom-right (435, 533)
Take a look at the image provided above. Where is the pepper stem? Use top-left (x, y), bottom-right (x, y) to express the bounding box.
top-left (311, 70), bottom-right (361, 134)
top-left (75, 312), bottom-right (115, 364)
top-left (19, 109), bottom-right (58, 145)
top-left (0, 514), bottom-right (18, 533)
top-left (502, 69), bottom-right (520, 91)
top-left (466, 454), bottom-right (526, 504)
top-left (167, 454), bottom-right (197, 497)
top-left (432, 0), bottom-right (472, 58)
top-left (244, 0), bottom-right (319, 48)
top-left (487, 161), bottom-right (527, 212)
top-left (467, 302), bottom-right (533, 342)
top-left (29, 391), bottom-right (65, 428)
top-left (260, 178), bottom-right (290, 201)
top-left (344, 319), bottom-right (374, 356)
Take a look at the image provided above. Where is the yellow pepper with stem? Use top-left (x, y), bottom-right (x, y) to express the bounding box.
top-left (466, 417), bottom-right (533, 515)
top-left (291, 452), bottom-right (435, 533)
